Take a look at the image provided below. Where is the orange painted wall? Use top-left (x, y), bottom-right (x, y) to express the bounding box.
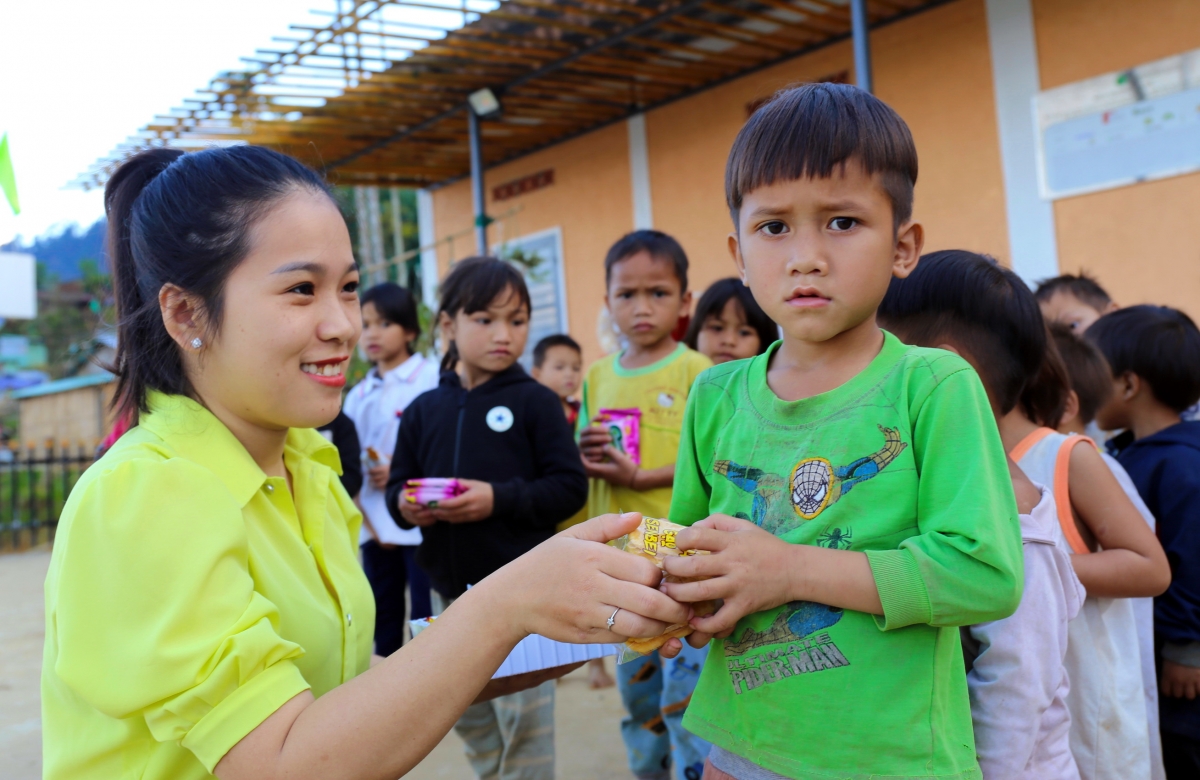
top-left (647, 0), bottom-right (1010, 296)
top-left (1033, 0), bottom-right (1200, 316)
top-left (432, 0), bottom-right (1011, 363)
top-left (431, 122), bottom-right (633, 363)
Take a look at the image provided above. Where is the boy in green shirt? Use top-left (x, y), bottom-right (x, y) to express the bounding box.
top-left (658, 84), bottom-right (1024, 779)
top-left (579, 230), bottom-right (712, 780)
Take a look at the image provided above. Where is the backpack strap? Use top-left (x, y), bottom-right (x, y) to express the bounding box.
top-left (1008, 426), bottom-right (1055, 462)
top-left (1054, 434), bottom-right (1096, 555)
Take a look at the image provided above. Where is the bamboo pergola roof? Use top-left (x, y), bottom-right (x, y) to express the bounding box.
top-left (76, 0), bottom-right (945, 190)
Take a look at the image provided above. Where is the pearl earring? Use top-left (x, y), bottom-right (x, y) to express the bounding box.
top-left (190, 337), bottom-right (203, 349)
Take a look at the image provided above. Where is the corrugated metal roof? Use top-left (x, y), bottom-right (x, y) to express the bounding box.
top-left (11, 371), bottom-right (115, 400)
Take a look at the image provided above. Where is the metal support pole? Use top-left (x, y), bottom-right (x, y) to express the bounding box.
top-left (850, 0), bottom-right (873, 94)
top-left (467, 107), bottom-right (488, 255)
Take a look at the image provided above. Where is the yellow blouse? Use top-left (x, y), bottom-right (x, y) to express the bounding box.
top-left (42, 393), bottom-right (375, 779)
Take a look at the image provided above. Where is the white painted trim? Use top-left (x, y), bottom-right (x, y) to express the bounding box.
top-left (986, 0), bottom-right (1059, 285)
top-left (417, 189), bottom-right (439, 310)
top-left (627, 113), bottom-right (654, 230)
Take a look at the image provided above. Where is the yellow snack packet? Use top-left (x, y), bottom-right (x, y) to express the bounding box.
top-left (617, 517), bottom-right (717, 657)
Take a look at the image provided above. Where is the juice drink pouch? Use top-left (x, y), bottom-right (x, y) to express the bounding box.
top-left (614, 516), bottom-right (717, 660)
top-left (597, 407), bottom-right (641, 465)
top-left (403, 477), bottom-right (466, 507)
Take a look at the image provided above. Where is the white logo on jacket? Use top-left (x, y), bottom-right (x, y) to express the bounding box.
top-left (486, 406), bottom-right (514, 432)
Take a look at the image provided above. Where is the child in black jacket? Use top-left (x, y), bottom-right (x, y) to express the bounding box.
top-left (385, 257), bottom-right (586, 780)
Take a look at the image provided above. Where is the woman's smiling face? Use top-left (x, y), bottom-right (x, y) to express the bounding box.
top-left (188, 189), bottom-right (361, 431)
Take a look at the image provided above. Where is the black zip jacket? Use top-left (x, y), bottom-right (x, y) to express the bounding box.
top-left (385, 364), bottom-right (587, 598)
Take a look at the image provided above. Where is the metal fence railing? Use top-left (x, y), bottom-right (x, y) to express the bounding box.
top-left (0, 444), bottom-right (95, 552)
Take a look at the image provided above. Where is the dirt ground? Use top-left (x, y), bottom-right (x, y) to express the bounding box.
top-left (0, 549), bottom-right (635, 780)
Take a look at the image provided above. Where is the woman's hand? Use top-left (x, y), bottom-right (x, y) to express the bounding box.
top-left (430, 479), bottom-right (493, 523)
top-left (398, 498), bottom-right (437, 527)
top-left (480, 512), bottom-right (691, 644)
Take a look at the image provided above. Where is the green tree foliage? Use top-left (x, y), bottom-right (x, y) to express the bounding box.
top-left (5, 258), bottom-right (115, 379)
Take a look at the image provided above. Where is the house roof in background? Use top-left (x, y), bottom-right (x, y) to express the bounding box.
top-left (76, 0), bottom-right (945, 190)
top-left (11, 371), bottom-right (114, 400)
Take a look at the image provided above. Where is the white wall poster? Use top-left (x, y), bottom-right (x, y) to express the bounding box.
top-left (1035, 48), bottom-right (1200, 199)
top-left (493, 227), bottom-right (568, 371)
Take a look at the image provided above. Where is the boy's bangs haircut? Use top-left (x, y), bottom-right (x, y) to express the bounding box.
top-left (726, 82), bottom-right (917, 230)
top-left (1034, 273), bottom-right (1112, 309)
top-left (533, 333), bottom-right (581, 368)
top-left (1050, 322), bottom-right (1113, 424)
top-left (1086, 305), bottom-right (1200, 413)
top-left (604, 229), bottom-right (689, 291)
top-left (878, 250), bottom-right (1058, 420)
top-left (683, 277), bottom-right (778, 354)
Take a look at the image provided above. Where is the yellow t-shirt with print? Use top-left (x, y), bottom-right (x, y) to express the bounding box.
top-left (577, 343), bottom-right (712, 521)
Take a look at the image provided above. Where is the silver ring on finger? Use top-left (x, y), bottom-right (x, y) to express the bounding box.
top-left (606, 607), bottom-right (620, 629)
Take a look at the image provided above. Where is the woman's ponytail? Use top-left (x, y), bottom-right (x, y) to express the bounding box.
top-left (101, 145), bottom-right (332, 422)
top-left (104, 149), bottom-right (185, 422)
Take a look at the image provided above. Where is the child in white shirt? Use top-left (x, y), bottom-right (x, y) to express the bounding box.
top-left (343, 283), bottom-right (439, 656)
top-left (1051, 323), bottom-right (1166, 780)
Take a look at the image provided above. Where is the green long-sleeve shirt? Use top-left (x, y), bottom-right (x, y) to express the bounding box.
top-left (670, 333), bottom-right (1023, 779)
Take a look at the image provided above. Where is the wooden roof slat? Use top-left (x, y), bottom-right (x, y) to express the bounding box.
top-left (77, 0), bottom-right (948, 191)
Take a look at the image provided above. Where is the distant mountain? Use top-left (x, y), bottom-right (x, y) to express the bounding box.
top-left (1, 219), bottom-right (107, 281)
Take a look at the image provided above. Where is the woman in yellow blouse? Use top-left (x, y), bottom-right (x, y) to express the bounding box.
top-left (41, 146), bottom-right (688, 780)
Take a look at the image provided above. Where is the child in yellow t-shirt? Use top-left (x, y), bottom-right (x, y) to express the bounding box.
top-left (578, 230), bottom-right (711, 780)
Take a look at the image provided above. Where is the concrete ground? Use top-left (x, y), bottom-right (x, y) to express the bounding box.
top-left (0, 549), bottom-right (635, 779)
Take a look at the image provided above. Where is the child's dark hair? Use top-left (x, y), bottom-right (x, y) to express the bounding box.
top-left (683, 277), bottom-right (777, 355)
top-left (1050, 323), bottom-right (1113, 425)
top-left (1086, 305), bottom-right (1200, 413)
top-left (361, 282), bottom-right (421, 354)
top-left (438, 257), bottom-right (532, 372)
top-left (726, 82), bottom-right (917, 230)
top-left (878, 249), bottom-right (1068, 426)
top-left (1034, 273), bottom-right (1112, 310)
top-left (533, 334), bottom-right (581, 368)
top-left (104, 146), bottom-right (333, 420)
top-left (603, 230), bottom-right (688, 291)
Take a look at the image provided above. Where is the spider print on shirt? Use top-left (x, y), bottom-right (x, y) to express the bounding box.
top-left (714, 424), bottom-right (907, 534)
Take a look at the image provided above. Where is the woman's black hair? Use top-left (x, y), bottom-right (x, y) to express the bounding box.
top-left (361, 282), bottom-right (421, 354)
top-left (105, 146), bottom-right (333, 420)
top-left (683, 277), bottom-right (777, 355)
top-left (878, 249), bottom-right (1068, 425)
top-left (437, 257), bottom-right (532, 372)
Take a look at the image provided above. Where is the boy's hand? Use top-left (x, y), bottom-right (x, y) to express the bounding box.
top-left (579, 422), bottom-right (613, 463)
top-left (398, 499), bottom-right (437, 527)
top-left (659, 515), bottom-right (798, 636)
top-left (431, 479), bottom-right (494, 523)
top-left (582, 445), bottom-right (638, 487)
top-left (1162, 660), bottom-right (1200, 699)
top-left (368, 464), bottom-right (390, 490)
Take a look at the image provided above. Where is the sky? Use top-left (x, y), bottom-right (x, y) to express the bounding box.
top-left (0, 0), bottom-right (490, 246)
top-left (0, 0), bottom-right (335, 244)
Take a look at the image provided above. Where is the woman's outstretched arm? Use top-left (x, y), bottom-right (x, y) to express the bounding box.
top-left (215, 513), bottom-right (686, 780)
